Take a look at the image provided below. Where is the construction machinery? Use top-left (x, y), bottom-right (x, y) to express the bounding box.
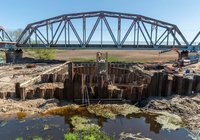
top-left (159, 48), bottom-right (199, 67)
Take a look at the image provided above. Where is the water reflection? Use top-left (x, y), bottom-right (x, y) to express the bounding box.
top-left (0, 106), bottom-right (193, 140)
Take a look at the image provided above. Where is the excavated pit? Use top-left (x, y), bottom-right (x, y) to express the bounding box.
top-left (8, 62), bottom-right (200, 104)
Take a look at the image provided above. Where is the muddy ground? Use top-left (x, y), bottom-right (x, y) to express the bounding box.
top-left (0, 64), bottom-right (59, 93)
top-left (0, 98), bottom-right (60, 115)
top-left (143, 93), bottom-right (200, 133)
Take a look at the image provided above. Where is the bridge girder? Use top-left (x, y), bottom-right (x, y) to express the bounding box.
top-left (17, 11), bottom-right (189, 48)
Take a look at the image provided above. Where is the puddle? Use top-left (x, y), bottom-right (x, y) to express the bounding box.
top-left (103, 116), bottom-right (191, 140)
top-left (0, 106), bottom-right (193, 140)
top-left (0, 116), bottom-right (70, 140)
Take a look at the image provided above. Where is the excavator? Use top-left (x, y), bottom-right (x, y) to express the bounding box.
top-left (159, 48), bottom-right (199, 67)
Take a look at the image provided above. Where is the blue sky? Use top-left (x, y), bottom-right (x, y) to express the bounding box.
top-left (0, 0), bottom-right (200, 41)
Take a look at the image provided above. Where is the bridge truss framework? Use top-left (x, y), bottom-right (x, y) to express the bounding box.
top-left (190, 31), bottom-right (200, 47)
top-left (17, 11), bottom-right (189, 48)
top-left (0, 26), bottom-right (12, 42)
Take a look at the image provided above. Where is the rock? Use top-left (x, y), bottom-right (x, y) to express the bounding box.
top-left (1, 108), bottom-right (6, 113)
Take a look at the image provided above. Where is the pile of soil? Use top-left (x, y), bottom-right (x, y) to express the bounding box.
top-left (143, 93), bottom-right (200, 133)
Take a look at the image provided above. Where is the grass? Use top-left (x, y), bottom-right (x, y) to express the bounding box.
top-left (69, 57), bottom-right (95, 62)
top-left (107, 56), bottom-right (131, 62)
top-left (69, 56), bottom-right (131, 62)
top-left (24, 48), bottom-right (57, 59)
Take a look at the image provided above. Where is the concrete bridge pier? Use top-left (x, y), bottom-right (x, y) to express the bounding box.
top-left (5, 49), bottom-right (23, 63)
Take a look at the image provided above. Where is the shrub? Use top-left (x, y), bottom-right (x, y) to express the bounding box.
top-left (32, 49), bottom-right (56, 59)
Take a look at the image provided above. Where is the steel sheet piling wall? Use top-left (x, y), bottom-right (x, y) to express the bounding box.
top-left (7, 62), bottom-right (200, 103)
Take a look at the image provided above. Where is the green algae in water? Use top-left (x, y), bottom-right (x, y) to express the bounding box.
top-left (64, 116), bottom-right (110, 140)
top-left (64, 132), bottom-right (78, 140)
top-left (155, 111), bottom-right (183, 130)
top-left (44, 104), bottom-right (140, 120)
top-left (43, 124), bottom-right (49, 130)
top-left (71, 116), bottom-right (100, 131)
top-left (15, 137), bottom-right (23, 140)
top-left (15, 136), bottom-right (43, 140)
top-left (87, 104), bottom-right (141, 119)
top-left (32, 136), bottom-right (43, 140)
top-left (64, 128), bottom-right (111, 140)
top-left (16, 112), bottom-right (27, 120)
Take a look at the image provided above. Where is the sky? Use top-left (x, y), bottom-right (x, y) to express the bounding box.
top-left (0, 0), bottom-right (200, 41)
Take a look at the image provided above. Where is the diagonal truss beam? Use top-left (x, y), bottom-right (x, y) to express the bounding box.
top-left (0, 27), bottom-right (13, 42)
top-left (86, 17), bottom-right (100, 45)
top-left (16, 11), bottom-right (189, 48)
top-left (190, 31), bottom-right (200, 46)
top-left (121, 19), bottom-right (136, 45)
top-left (68, 20), bottom-right (83, 45)
top-left (103, 17), bottom-right (118, 45)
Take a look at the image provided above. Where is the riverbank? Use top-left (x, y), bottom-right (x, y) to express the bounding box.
top-left (143, 93), bottom-right (200, 133)
top-left (0, 93), bottom-right (199, 134)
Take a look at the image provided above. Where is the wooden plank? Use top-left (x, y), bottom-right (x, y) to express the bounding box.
top-left (176, 76), bottom-right (183, 95)
top-left (185, 78), bottom-right (193, 95)
top-left (20, 61), bottom-right (70, 88)
top-left (0, 92), bottom-right (6, 99)
top-left (195, 75), bottom-right (200, 93)
top-left (158, 72), bottom-right (164, 97)
top-left (15, 83), bottom-right (21, 98)
top-left (39, 88), bottom-right (45, 98)
top-left (97, 75), bottom-right (104, 99)
top-left (165, 79), bottom-right (173, 97)
top-left (20, 87), bottom-right (26, 100)
top-left (69, 62), bottom-right (75, 100)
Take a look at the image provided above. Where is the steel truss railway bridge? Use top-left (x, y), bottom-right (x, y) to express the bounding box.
top-left (1, 11), bottom-right (200, 49)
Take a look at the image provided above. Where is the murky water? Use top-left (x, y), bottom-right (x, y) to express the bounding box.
top-left (103, 116), bottom-right (191, 140)
top-left (0, 116), bottom-right (70, 140)
top-left (0, 108), bottom-right (193, 140)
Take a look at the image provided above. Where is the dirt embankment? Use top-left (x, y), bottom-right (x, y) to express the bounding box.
top-left (143, 93), bottom-right (200, 133)
top-left (0, 98), bottom-right (59, 115)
